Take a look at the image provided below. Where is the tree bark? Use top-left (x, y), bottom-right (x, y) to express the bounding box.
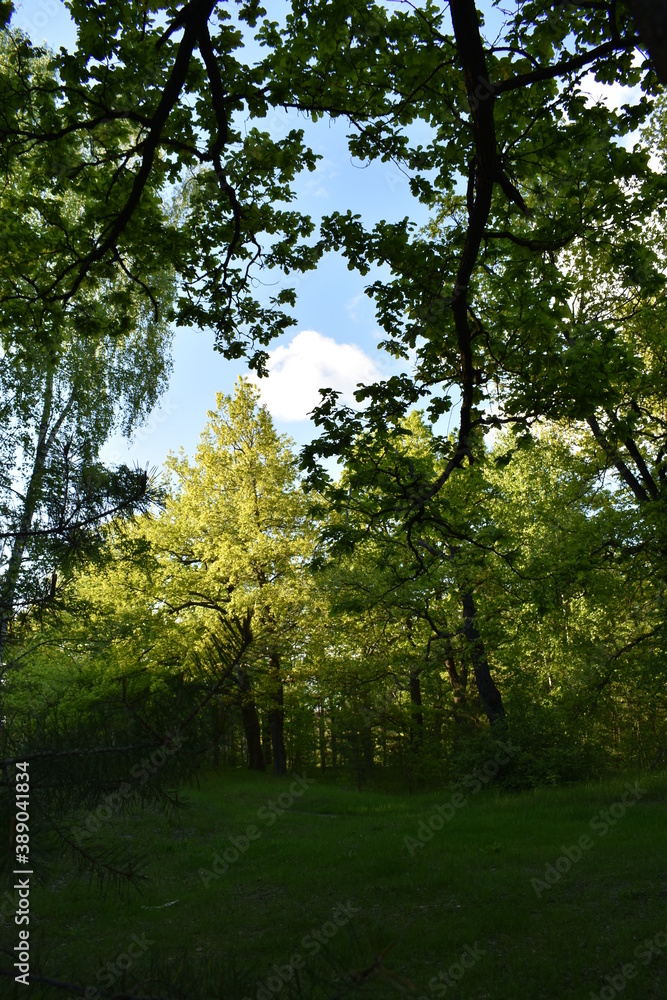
top-left (318, 701), bottom-right (327, 770)
top-left (360, 716), bottom-right (374, 772)
top-left (0, 373), bottom-right (53, 669)
top-left (443, 636), bottom-right (469, 725)
top-left (461, 591), bottom-right (505, 725)
top-left (409, 668), bottom-right (423, 752)
top-left (628, 1), bottom-right (667, 85)
top-left (586, 415), bottom-right (654, 503)
top-left (0, 368), bottom-right (77, 671)
top-left (261, 714), bottom-right (272, 768)
top-left (331, 724), bottom-right (338, 770)
top-left (268, 653), bottom-right (287, 776)
top-left (238, 668), bottom-right (265, 771)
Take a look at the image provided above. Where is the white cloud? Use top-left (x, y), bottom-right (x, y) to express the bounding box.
top-left (580, 74), bottom-right (643, 112)
top-left (248, 329), bottom-right (382, 422)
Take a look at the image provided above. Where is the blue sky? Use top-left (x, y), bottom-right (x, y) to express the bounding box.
top-left (10, 1), bottom-right (642, 472)
top-left (10, 0), bottom-right (438, 471)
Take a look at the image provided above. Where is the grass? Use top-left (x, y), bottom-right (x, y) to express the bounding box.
top-left (1, 769), bottom-right (666, 999)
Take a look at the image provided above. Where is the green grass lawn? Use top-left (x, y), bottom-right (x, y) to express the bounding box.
top-left (2, 770), bottom-right (666, 999)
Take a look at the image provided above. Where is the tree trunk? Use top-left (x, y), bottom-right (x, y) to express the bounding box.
top-left (0, 368), bottom-right (77, 671)
top-left (238, 668), bottom-right (265, 771)
top-left (261, 714), bottom-right (272, 768)
top-left (268, 654), bottom-right (287, 776)
top-left (443, 636), bottom-right (469, 725)
top-left (629, 1), bottom-right (667, 85)
top-left (241, 701), bottom-right (265, 771)
top-left (357, 696), bottom-right (375, 773)
top-left (361, 722), bottom-right (374, 771)
top-left (0, 371), bottom-right (54, 670)
top-left (461, 591), bottom-right (505, 725)
top-left (431, 670), bottom-right (444, 752)
top-left (409, 668), bottom-right (423, 752)
top-left (318, 702), bottom-right (327, 770)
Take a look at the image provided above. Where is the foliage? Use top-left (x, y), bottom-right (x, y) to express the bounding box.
top-left (1, 4), bottom-right (666, 996)
top-left (0, 7), bottom-right (320, 374)
top-left (0, 33), bottom-right (177, 673)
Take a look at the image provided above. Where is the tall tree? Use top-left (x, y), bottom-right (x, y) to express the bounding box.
top-left (310, 410), bottom-right (506, 728)
top-left (0, 11), bottom-right (319, 374)
top-left (4, 3), bottom-right (664, 548)
top-left (0, 40), bottom-right (175, 671)
top-left (145, 378), bottom-right (313, 773)
top-left (292, 1), bottom-right (664, 536)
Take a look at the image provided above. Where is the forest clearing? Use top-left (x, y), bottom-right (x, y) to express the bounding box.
top-left (1, 1), bottom-right (666, 997)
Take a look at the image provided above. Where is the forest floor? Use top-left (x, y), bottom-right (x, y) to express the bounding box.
top-left (2, 770), bottom-right (666, 1000)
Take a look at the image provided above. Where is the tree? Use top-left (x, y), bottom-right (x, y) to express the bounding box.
top-left (0, 10), bottom-right (320, 374)
top-left (142, 378), bottom-right (313, 773)
top-left (2, 1), bottom-right (665, 775)
top-left (310, 409), bottom-right (507, 728)
top-left (0, 37), bottom-right (175, 671)
top-left (4, 3), bottom-right (665, 566)
top-left (4, 3), bottom-right (662, 395)
top-left (285, 3), bottom-right (667, 720)
top-left (479, 424), bottom-right (666, 775)
top-left (629, 1), bottom-right (667, 84)
top-left (288, 1), bottom-right (664, 521)
top-left (0, 323), bottom-right (175, 665)
top-left (307, 412), bottom-right (665, 780)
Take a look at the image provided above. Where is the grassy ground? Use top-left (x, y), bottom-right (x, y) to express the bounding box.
top-left (2, 769), bottom-right (666, 999)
